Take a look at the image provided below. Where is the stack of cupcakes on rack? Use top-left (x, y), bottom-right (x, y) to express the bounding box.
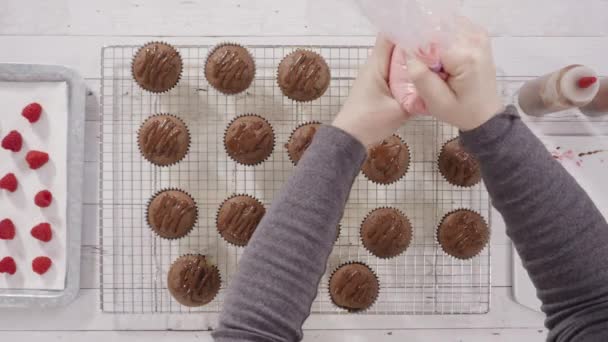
top-left (438, 137), bottom-right (481, 188)
top-left (285, 122), bottom-right (321, 165)
top-left (278, 49), bottom-right (331, 102)
top-left (328, 262), bottom-right (379, 312)
top-left (436, 137), bottom-right (490, 260)
top-left (205, 43), bottom-right (256, 95)
top-left (362, 134), bottom-right (411, 185)
top-left (133, 40), bottom-right (191, 207)
top-left (167, 254), bottom-right (222, 307)
top-left (132, 42), bottom-right (183, 93)
top-left (436, 209), bottom-right (490, 260)
top-left (207, 44), bottom-right (270, 250)
top-left (223, 114), bottom-right (275, 166)
top-left (133, 41), bottom-right (219, 308)
top-left (216, 194), bottom-right (266, 247)
top-left (360, 207), bottom-right (412, 259)
top-left (146, 189), bottom-right (198, 240)
top-left (128, 40), bottom-right (490, 312)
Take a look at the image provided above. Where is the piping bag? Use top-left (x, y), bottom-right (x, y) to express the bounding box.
top-left (357, 0), bottom-right (460, 115)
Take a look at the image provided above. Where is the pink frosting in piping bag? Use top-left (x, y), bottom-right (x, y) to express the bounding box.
top-left (389, 42), bottom-right (448, 116)
top-left (354, 0), bottom-right (460, 115)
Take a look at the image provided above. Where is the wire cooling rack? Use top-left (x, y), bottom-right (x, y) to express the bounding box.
top-left (100, 44), bottom-right (492, 315)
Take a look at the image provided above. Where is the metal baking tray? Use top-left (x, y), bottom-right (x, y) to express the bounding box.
top-left (0, 64), bottom-right (85, 308)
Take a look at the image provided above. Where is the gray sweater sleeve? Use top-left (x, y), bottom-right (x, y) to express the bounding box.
top-left (460, 105), bottom-right (608, 342)
top-left (213, 125), bottom-right (367, 342)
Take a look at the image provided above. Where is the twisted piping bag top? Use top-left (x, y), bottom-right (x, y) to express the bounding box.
top-left (356, 0), bottom-right (459, 114)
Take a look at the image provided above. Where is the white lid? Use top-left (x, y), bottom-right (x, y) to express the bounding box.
top-left (560, 65), bottom-right (601, 105)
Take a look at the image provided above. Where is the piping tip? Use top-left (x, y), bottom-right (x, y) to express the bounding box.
top-left (578, 76), bottom-right (598, 89)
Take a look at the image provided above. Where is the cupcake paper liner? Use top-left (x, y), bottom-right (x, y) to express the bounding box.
top-left (137, 113), bottom-right (191, 168)
top-left (362, 134), bottom-right (411, 186)
top-left (437, 137), bottom-right (482, 188)
top-left (285, 121), bottom-right (323, 166)
top-left (215, 193), bottom-right (266, 247)
top-left (131, 41), bottom-right (183, 94)
top-left (145, 188), bottom-right (199, 240)
top-left (328, 261), bottom-right (380, 313)
top-left (204, 41), bottom-right (257, 96)
top-left (168, 253), bottom-right (222, 307)
top-left (334, 224), bottom-right (341, 244)
top-left (276, 49), bottom-right (331, 103)
top-left (223, 114), bottom-right (276, 167)
top-left (435, 208), bottom-right (490, 261)
top-left (359, 207), bottom-right (413, 260)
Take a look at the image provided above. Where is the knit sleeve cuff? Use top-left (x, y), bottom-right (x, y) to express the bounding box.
top-left (459, 105), bottom-right (520, 155)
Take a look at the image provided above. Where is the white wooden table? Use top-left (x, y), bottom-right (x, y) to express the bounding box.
top-left (1, 0), bottom-right (607, 340)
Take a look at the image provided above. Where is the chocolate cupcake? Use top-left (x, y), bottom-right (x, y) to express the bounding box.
top-left (285, 122), bottom-right (321, 165)
top-left (224, 115), bottom-right (275, 166)
top-left (205, 43), bottom-right (255, 95)
top-left (138, 114), bottom-right (190, 166)
top-left (217, 194), bottom-right (265, 246)
top-left (437, 209), bottom-right (490, 260)
top-left (167, 254), bottom-right (221, 307)
top-left (132, 42), bottom-right (182, 93)
top-left (147, 189), bottom-right (198, 239)
top-left (277, 50), bottom-right (330, 102)
top-left (438, 138), bottom-right (481, 187)
top-left (360, 207), bottom-right (412, 259)
top-left (362, 135), bottom-right (410, 185)
top-left (329, 262), bottom-right (379, 312)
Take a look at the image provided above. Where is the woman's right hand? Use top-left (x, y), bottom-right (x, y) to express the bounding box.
top-left (406, 18), bottom-right (504, 131)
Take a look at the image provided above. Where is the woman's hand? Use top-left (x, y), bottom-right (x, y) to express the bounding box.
top-left (333, 36), bottom-right (409, 147)
top-left (406, 18), bottom-right (504, 131)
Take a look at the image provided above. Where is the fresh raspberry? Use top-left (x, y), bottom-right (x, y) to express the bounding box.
top-left (0, 173), bottom-right (18, 192)
top-left (34, 190), bottom-right (53, 207)
top-left (1, 130), bottom-right (23, 152)
top-left (22, 102), bottom-right (43, 123)
top-left (32, 256), bottom-right (52, 275)
top-left (0, 257), bottom-right (17, 275)
top-left (26, 150), bottom-right (49, 169)
top-left (0, 219), bottom-right (16, 240)
top-left (31, 223), bottom-right (52, 242)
